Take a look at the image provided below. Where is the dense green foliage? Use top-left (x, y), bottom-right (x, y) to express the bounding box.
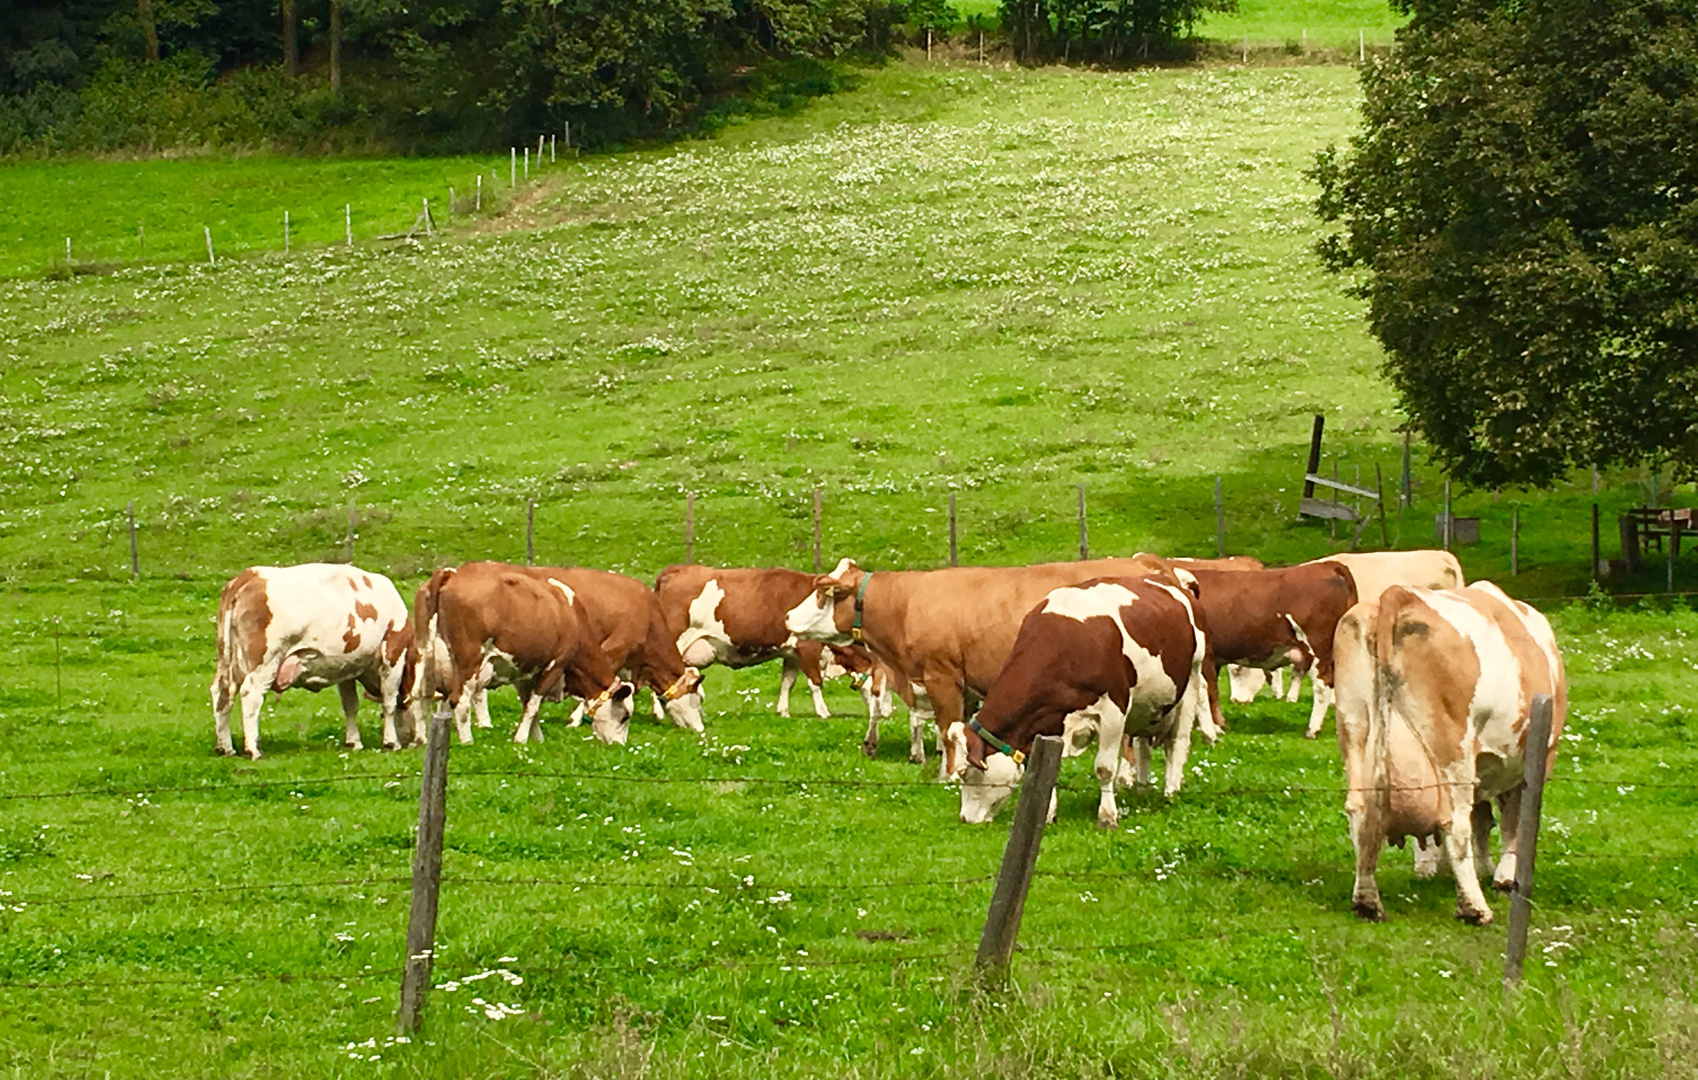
top-left (1313, 0), bottom-right (1698, 489)
top-left (0, 0), bottom-right (939, 153)
top-left (1000, 0), bottom-right (1238, 61)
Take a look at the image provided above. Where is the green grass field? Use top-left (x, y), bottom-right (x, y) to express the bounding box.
top-left (946, 0), bottom-right (1406, 51)
top-left (3, 59), bottom-right (1697, 1076)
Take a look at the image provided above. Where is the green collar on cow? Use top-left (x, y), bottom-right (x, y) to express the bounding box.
top-left (968, 719), bottom-right (1025, 765)
top-left (851, 572), bottom-right (873, 643)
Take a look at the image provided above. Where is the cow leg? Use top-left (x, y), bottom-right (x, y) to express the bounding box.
top-left (237, 669), bottom-right (273, 761)
top-left (1131, 737), bottom-right (1153, 788)
top-left (339, 681), bottom-right (363, 751)
top-left (1162, 699), bottom-right (1198, 799)
top-left (1304, 678), bottom-right (1335, 739)
top-left (1336, 679), bottom-right (1385, 920)
top-left (1092, 702), bottom-right (1129, 829)
top-left (1445, 777), bottom-right (1495, 925)
top-left (808, 675), bottom-right (830, 720)
top-left (567, 699), bottom-right (587, 727)
top-left (651, 689), bottom-right (666, 723)
top-left (928, 681), bottom-right (968, 781)
top-left (452, 678), bottom-right (480, 744)
top-left (211, 671), bottom-right (236, 756)
top-left (907, 683), bottom-right (933, 766)
top-left (514, 691), bottom-right (546, 744)
top-left (1491, 787), bottom-right (1521, 891)
top-left (860, 683), bottom-right (881, 758)
top-left (1198, 657), bottom-right (1225, 742)
top-left (879, 682), bottom-right (894, 719)
top-left (775, 656), bottom-right (799, 719)
top-left (1283, 666), bottom-right (1304, 703)
top-left (378, 662), bottom-right (404, 751)
top-left (474, 675), bottom-right (494, 729)
top-left (1412, 835), bottom-right (1443, 878)
top-left (1270, 667), bottom-right (1286, 700)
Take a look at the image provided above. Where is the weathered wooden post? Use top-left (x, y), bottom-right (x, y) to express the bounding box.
top-left (1077, 485), bottom-right (1088, 561)
top-left (1504, 693), bottom-right (1555, 987)
top-left (685, 492), bottom-right (695, 563)
top-left (1669, 518), bottom-right (1680, 594)
top-left (1375, 464), bottom-right (1389, 548)
top-left (812, 488), bottom-right (823, 573)
top-left (975, 734), bottom-right (1064, 981)
top-left (526, 498), bottom-right (535, 565)
top-left (1303, 415), bottom-right (1325, 503)
top-left (127, 501), bottom-right (139, 579)
top-left (1591, 503), bottom-right (1601, 581)
top-left (949, 492), bottom-right (959, 567)
top-left (1402, 430), bottom-right (1412, 507)
top-left (1214, 476), bottom-right (1225, 557)
top-left (1510, 504), bottom-right (1520, 575)
top-left (398, 704), bottom-right (452, 1032)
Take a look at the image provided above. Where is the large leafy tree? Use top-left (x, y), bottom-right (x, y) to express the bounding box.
top-left (1313, 0), bottom-right (1698, 488)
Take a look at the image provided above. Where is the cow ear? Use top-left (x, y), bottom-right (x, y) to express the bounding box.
top-left (612, 682), bottom-right (634, 704)
top-left (966, 739), bottom-right (989, 772)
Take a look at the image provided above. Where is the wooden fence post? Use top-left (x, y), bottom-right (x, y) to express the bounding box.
top-left (1402, 430), bottom-right (1412, 507)
top-left (398, 704), bottom-right (452, 1032)
top-left (510, 148), bottom-right (516, 187)
top-left (1511, 504), bottom-right (1520, 575)
top-left (685, 493), bottom-right (695, 563)
top-left (1504, 693), bottom-right (1555, 987)
top-left (1443, 481), bottom-right (1453, 550)
top-left (1669, 519), bottom-right (1680, 594)
top-left (975, 734), bottom-right (1065, 980)
top-left (812, 488), bottom-right (823, 573)
top-left (127, 501), bottom-right (139, 579)
top-left (1077, 485), bottom-right (1088, 561)
top-left (1375, 464), bottom-right (1389, 548)
top-left (345, 204), bottom-right (352, 246)
top-left (949, 493), bottom-right (959, 567)
top-left (284, 210), bottom-right (290, 254)
top-left (1303, 415), bottom-right (1325, 502)
top-left (1214, 476), bottom-right (1225, 557)
top-left (1591, 503), bottom-right (1601, 581)
top-left (526, 498), bottom-right (535, 565)
top-left (204, 226), bottom-right (215, 265)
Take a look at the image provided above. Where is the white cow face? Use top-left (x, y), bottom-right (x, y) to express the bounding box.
top-left (662, 669), bottom-right (706, 733)
top-left (959, 753), bottom-right (1023, 824)
top-left (785, 562), bottom-right (861, 644)
top-left (590, 682), bottom-right (636, 745)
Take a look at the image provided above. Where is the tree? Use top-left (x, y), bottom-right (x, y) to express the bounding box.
top-left (1313, 0), bottom-right (1698, 488)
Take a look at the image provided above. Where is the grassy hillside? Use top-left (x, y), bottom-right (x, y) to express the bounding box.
top-left (3, 58), bottom-right (1697, 1077)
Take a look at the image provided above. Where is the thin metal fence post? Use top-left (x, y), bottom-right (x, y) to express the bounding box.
top-left (1402, 430), bottom-right (1412, 507)
top-left (1504, 693), bottom-right (1555, 987)
top-left (1511, 504), bottom-right (1520, 575)
top-left (1214, 476), bottom-right (1225, 557)
top-left (1669, 519), bottom-right (1680, 594)
top-left (398, 705), bottom-right (452, 1032)
top-left (526, 499), bottom-right (536, 565)
top-left (346, 497), bottom-right (357, 563)
top-left (1592, 503), bottom-right (1601, 581)
top-left (1375, 464), bottom-right (1389, 548)
top-left (975, 734), bottom-right (1065, 980)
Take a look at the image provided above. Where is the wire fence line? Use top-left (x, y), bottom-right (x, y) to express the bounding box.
top-left (4, 766), bottom-right (1696, 804)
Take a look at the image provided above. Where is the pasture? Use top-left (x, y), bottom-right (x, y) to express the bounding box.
top-left (3, 59), bottom-right (1697, 1076)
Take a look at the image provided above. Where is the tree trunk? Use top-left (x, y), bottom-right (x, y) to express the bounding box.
top-left (329, 0), bottom-right (342, 89)
top-left (139, 0), bottom-right (159, 61)
top-left (282, 0), bottom-right (298, 77)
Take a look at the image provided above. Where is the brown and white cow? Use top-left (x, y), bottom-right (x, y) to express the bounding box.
top-left (654, 564), bottom-right (887, 730)
top-left (1185, 562), bottom-right (1358, 737)
top-left (1334, 581), bottom-right (1565, 924)
top-left (959, 576), bottom-right (1212, 828)
top-left (211, 563), bottom-right (412, 759)
top-left (412, 562), bottom-right (634, 746)
top-left (783, 554), bottom-right (1191, 779)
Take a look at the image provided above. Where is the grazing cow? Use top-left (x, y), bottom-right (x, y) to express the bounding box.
top-left (1185, 563), bottom-right (1358, 737)
top-left (959, 576), bottom-right (1211, 828)
top-left (211, 563), bottom-right (412, 759)
top-left (413, 562), bottom-right (634, 746)
top-left (1334, 582), bottom-right (1566, 924)
top-left (654, 564), bottom-right (888, 731)
top-left (783, 554), bottom-right (1193, 778)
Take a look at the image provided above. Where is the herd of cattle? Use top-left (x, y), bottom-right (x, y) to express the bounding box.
top-left (210, 548), bottom-right (1565, 925)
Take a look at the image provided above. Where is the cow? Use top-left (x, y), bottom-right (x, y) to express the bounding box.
top-left (654, 564), bottom-right (889, 732)
top-left (412, 562), bottom-right (635, 746)
top-left (797, 640), bottom-right (898, 751)
top-left (1185, 562), bottom-right (1358, 738)
top-left (1334, 581), bottom-right (1566, 924)
top-left (211, 563), bottom-right (412, 760)
top-left (959, 576), bottom-right (1212, 828)
top-left (783, 554), bottom-right (1198, 779)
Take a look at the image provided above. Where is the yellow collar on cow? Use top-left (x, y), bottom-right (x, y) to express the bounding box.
top-left (584, 685), bottom-right (615, 713)
top-left (852, 572), bottom-right (872, 643)
top-left (659, 671), bottom-right (695, 702)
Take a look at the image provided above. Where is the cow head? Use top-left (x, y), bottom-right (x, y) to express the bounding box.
top-left (784, 559), bottom-right (864, 644)
top-left (587, 681), bottom-right (637, 745)
top-left (959, 752), bottom-right (1022, 823)
top-left (659, 667), bottom-right (706, 733)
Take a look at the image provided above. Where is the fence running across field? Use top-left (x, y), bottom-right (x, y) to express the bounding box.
top-left (2, 747), bottom-right (1691, 1005)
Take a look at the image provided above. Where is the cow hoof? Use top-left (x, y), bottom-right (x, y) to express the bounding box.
top-left (1352, 900), bottom-right (1387, 922)
top-left (1455, 905), bottom-right (1494, 926)
top-left (1303, 729), bottom-right (1319, 740)
top-left (1097, 817), bottom-right (1119, 831)
top-left (246, 750), bottom-right (264, 761)
top-left (216, 746), bottom-right (236, 757)
top-left (1491, 877), bottom-right (1516, 893)
top-left (345, 740), bottom-right (363, 751)
top-left (861, 739), bottom-right (879, 758)
top-left (909, 751), bottom-right (925, 766)
top-left (382, 740), bottom-right (401, 751)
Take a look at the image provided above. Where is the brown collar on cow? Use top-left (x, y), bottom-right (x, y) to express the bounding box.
top-left (659, 671), bottom-right (695, 702)
top-left (584, 685), bottom-right (615, 713)
top-left (968, 719), bottom-right (1025, 765)
top-left (852, 572), bottom-right (872, 643)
